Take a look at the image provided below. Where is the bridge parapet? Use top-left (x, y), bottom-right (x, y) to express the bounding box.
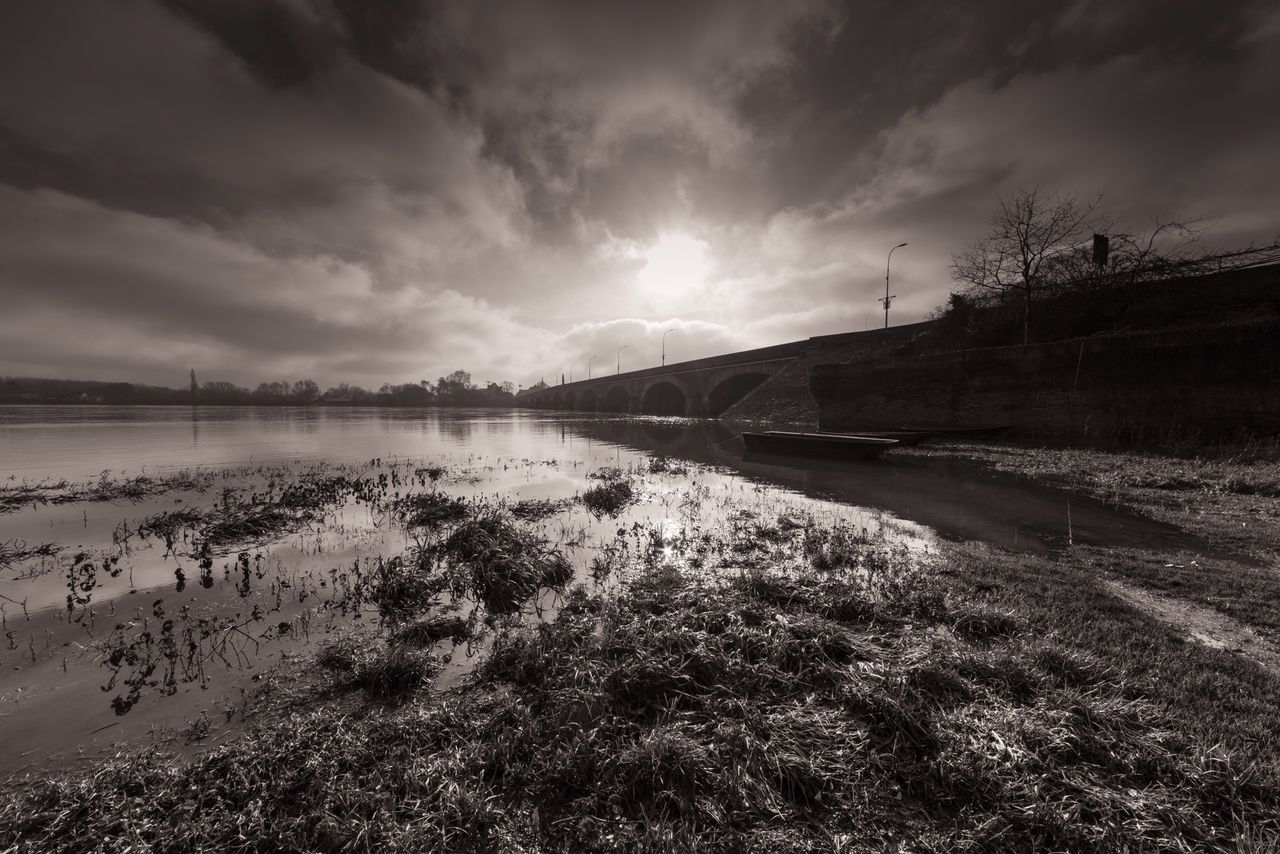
top-left (517, 320), bottom-right (937, 417)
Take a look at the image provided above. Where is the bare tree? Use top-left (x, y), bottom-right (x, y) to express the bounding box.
top-left (951, 187), bottom-right (1102, 344)
top-left (1040, 215), bottom-right (1209, 327)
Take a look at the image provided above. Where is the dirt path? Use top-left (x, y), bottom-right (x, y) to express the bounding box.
top-left (1103, 578), bottom-right (1280, 677)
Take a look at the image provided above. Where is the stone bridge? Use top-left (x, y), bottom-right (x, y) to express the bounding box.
top-left (516, 324), bottom-right (934, 417)
top-left (517, 339), bottom-right (807, 416)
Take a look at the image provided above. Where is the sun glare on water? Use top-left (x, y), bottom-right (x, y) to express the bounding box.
top-left (636, 232), bottom-right (710, 297)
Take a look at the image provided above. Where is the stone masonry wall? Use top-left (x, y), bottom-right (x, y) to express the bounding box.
top-left (810, 319), bottom-right (1280, 443)
top-left (721, 323), bottom-right (935, 425)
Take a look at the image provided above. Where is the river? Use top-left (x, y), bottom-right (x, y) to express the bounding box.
top-left (0, 405), bottom-right (1203, 775)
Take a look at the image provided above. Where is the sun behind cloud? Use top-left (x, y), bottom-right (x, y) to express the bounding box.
top-left (635, 232), bottom-right (711, 302)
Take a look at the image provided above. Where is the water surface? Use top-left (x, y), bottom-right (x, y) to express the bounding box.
top-left (0, 405), bottom-right (1205, 774)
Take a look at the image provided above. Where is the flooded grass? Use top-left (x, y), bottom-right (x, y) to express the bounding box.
top-left (316, 640), bottom-right (444, 703)
top-left (0, 538), bottom-right (63, 569)
top-left (367, 552), bottom-right (450, 620)
top-left (580, 479), bottom-right (635, 517)
top-left (440, 514), bottom-right (573, 614)
top-left (648, 455), bottom-right (690, 476)
top-left (4, 517), bottom-right (1276, 851)
top-left (393, 613), bottom-right (473, 646)
top-left (124, 471), bottom-right (359, 555)
top-left (392, 491), bottom-right (470, 528)
top-left (508, 497), bottom-right (573, 521)
top-left (0, 471), bottom-right (215, 514)
top-left (3, 431), bottom-right (1280, 850)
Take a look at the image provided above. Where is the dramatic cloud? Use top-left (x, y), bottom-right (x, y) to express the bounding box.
top-left (0, 0), bottom-right (1276, 388)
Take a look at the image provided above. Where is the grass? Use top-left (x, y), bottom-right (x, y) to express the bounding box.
top-left (901, 441), bottom-right (1280, 637)
top-left (0, 538), bottom-right (63, 569)
top-left (6, 508), bottom-right (1276, 852)
top-left (368, 552), bottom-right (450, 620)
top-left (392, 491), bottom-right (470, 528)
top-left (648, 455), bottom-right (690, 476)
top-left (903, 441), bottom-right (1280, 554)
top-left (440, 514), bottom-right (575, 614)
top-left (936, 542), bottom-right (1280, 770)
top-left (0, 480), bottom-right (68, 513)
top-left (131, 506), bottom-right (207, 553)
top-left (580, 479), bottom-right (635, 517)
top-left (393, 613), bottom-right (473, 646)
top-left (128, 471), bottom-right (358, 554)
top-left (317, 636), bottom-right (443, 702)
top-left (5, 447), bottom-right (1280, 851)
top-left (0, 470), bottom-right (214, 513)
top-left (508, 497), bottom-right (572, 521)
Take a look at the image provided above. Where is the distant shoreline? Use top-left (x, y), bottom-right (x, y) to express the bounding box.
top-left (0, 400), bottom-right (528, 408)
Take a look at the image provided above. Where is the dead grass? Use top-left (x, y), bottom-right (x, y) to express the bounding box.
top-left (0, 538), bottom-right (63, 569)
top-left (508, 497), bottom-right (573, 521)
top-left (368, 552), bottom-right (449, 620)
top-left (648, 455), bottom-right (691, 476)
top-left (394, 614), bottom-right (473, 647)
top-left (129, 473), bottom-right (357, 554)
top-left (316, 636), bottom-right (443, 702)
top-left (580, 480), bottom-right (635, 517)
top-left (441, 514), bottom-right (575, 614)
top-left (0, 470), bottom-right (214, 514)
top-left (393, 491), bottom-right (470, 528)
top-left (3, 505), bottom-right (1277, 852)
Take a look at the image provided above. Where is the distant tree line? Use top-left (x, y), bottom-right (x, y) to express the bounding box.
top-left (0, 370), bottom-right (521, 407)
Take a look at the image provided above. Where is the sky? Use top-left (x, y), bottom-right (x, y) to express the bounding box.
top-left (1, 0), bottom-right (1277, 390)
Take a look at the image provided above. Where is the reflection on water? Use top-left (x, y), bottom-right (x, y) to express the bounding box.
top-left (0, 403), bottom-right (1202, 563)
top-left (0, 405), bottom-right (1209, 773)
top-left (570, 418), bottom-right (1202, 555)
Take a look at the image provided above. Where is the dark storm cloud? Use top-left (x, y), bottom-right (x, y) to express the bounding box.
top-left (0, 0), bottom-right (1276, 388)
top-left (161, 0), bottom-right (341, 88)
top-left (160, 0), bottom-right (459, 96)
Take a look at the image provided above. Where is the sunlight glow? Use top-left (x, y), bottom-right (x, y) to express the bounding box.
top-left (636, 233), bottom-right (710, 296)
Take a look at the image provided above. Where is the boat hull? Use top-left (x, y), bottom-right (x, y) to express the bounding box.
top-left (818, 430), bottom-right (934, 446)
top-left (818, 423), bottom-right (1013, 442)
top-left (741, 431), bottom-right (898, 460)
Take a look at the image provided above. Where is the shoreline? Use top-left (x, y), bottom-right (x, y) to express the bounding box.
top-left (2, 439), bottom-right (1278, 850)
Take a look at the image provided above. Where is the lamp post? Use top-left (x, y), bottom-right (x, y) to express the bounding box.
top-left (662, 328), bottom-right (674, 366)
top-left (588, 355), bottom-right (596, 380)
top-left (882, 242), bottom-right (908, 329)
top-left (617, 345), bottom-right (629, 375)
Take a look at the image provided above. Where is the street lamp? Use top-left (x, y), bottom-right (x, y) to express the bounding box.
top-left (882, 242), bottom-right (908, 329)
top-left (662, 328), bottom-right (674, 366)
top-left (617, 345), bottom-right (629, 375)
top-left (587, 355), bottom-right (596, 380)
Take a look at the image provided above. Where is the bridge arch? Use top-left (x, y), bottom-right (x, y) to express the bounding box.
top-left (580, 388), bottom-right (600, 412)
top-left (604, 386), bottom-right (630, 413)
top-left (706, 372), bottom-right (771, 416)
top-left (640, 381), bottom-right (688, 416)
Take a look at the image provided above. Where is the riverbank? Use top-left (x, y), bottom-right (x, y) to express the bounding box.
top-left (3, 442), bottom-right (1278, 851)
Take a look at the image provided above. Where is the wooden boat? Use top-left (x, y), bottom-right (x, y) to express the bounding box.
top-left (819, 423), bottom-right (1014, 442)
top-left (741, 431), bottom-right (898, 460)
top-left (818, 429), bottom-right (934, 447)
